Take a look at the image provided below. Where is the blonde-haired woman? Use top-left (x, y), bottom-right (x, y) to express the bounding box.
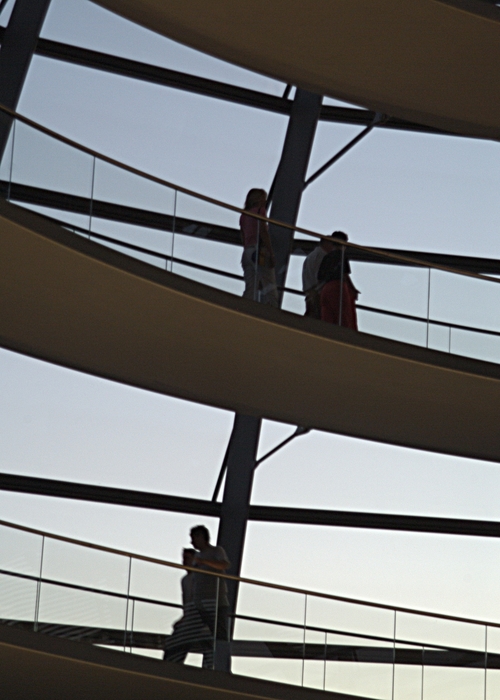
top-left (239, 188), bottom-right (278, 307)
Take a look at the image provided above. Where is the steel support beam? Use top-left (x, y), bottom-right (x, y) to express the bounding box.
top-left (215, 414), bottom-right (261, 670)
top-left (0, 0), bottom-right (51, 159)
top-left (214, 93), bottom-right (322, 672)
top-left (268, 89), bottom-right (322, 295)
top-left (0, 30), bottom-right (455, 136)
top-left (4, 471), bottom-right (500, 538)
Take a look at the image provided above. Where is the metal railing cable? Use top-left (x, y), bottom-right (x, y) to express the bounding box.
top-left (2, 102), bottom-right (500, 285)
top-left (2, 517), bottom-right (500, 629)
top-left (40, 211), bottom-right (500, 341)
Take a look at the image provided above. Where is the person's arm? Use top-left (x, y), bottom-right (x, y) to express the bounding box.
top-left (258, 209), bottom-right (276, 265)
top-left (195, 546), bottom-right (231, 571)
top-left (195, 557), bottom-right (230, 571)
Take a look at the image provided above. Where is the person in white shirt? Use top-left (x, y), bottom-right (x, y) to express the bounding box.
top-left (190, 525), bottom-right (231, 648)
top-left (302, 235), bottom-right (335, 318)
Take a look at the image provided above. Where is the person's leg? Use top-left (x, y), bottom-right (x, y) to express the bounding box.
top-left (241, 247), bottom-right (258, 300)
top-left (259, 265), bottom-right (279, 307)
top-left (320, 281), bottom-right (340, 323)
top-left (216, 606), bottom-right (229, 641)
top-left (163, 646), bottom-right (189, 663)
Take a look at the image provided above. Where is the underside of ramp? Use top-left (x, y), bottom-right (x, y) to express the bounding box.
top-left (96, 0), bottom-right (500, 140)
top-left (1, 200), bottom-right (500, 462)
top-left (0, 624), bottom-right (366, 700)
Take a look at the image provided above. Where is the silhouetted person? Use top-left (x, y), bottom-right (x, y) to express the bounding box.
top-left (240, 188), bottom-right (278, 306)
top-left (318, 231), bottom-right (360, 330)
top-left (190, 525), bottom-right (231, 649)
top-left (302, 235), bottom-right (336, 318)
top-left (163, 548), bottom-right (214, 667)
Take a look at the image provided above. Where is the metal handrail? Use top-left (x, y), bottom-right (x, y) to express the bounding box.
top-left (2, 102), bottom-right (500, 285)
top-left (1, 517), bottom-right (499, 629)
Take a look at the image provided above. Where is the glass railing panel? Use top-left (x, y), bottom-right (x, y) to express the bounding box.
top-left (301, 627), bottom-right (329, 690)
top-left (357, 308), bottom-right (427, 346)
top-left (8, 120), bottom-right (94, 205)
top-left (393, 643), bottom-right (425, 700)
top-left (86, 219), bottom-right (172, 270)
top-left (351, 262), bottom-right (431, 321)
top-left (37, 582), bottom-right (128, 643)
top-left (486, 625), bottom-right (500, 700)
top-left (40, 538), bottom-right (130, 595)
top-left (447, 328), bottom-right (500, 365)
top-left (91, 159), bottom-right (175, 215)
top-left (231, 618), bottom-right (304, 686)
top-left (232, 583), bottom-right (308, 685)
top-left (172, 191), bottom-right (242, 293)
top-left (306, 596), bottom-right (396, 699)
top-left (89, 159), bottom-right (177, 266)
top-left (0, 526), bottom-right (44, 628)
top-left (175, 189), bottom-right (240, 232)
top-left (128, 599), bottom-right (177, 661)
top-left (0, 571), bottom-right (38, 629)
top-left (0, 524), bottom-right (44, 578)
top-left (127, 558), bottom-right (183, 660)
top-left (397, 612), bottom-right (486, 700)
top-left (429, 269), bottom-right (500, 363)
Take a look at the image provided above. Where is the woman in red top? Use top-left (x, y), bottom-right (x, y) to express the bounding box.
top-left (317, 231), bottom-right (360, 330)
top-left (239, 188), bottom-right (278, 307)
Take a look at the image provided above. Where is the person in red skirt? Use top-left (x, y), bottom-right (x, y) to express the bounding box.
top-left (317, 231), bottom-right (360, 330)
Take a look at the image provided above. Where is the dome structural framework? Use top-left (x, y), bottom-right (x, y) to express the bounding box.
top-left (97, 0), bottom-right (500, 140)
top-left (0, 0), bottom-right (496, 688)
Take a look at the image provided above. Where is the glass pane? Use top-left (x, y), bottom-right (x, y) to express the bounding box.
top-left (173, 191), bottom-right (242, 295)
top-left (37, 582), bottom-right (127, 643)
top-left (398, 613), bottom-right (486, 700)
top-left (486, 625), bottom-right (500, 700)
top-left (0, 525), bottom-right (43, 577)
top-left (307, 597), bottom-right (395, 699)
top-left (232, 583), bottom-right (306, 685)
top-left (10, 121), bottom-right (94, 201)
top-left (41, 539), bottom-right (130, 594)
top-left (429, 270), bottom-right (500, 364)
top-left (0, 572), bottom-right (37, 627)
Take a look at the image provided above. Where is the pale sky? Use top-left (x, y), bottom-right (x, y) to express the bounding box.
top-left (2, 0), bottom-right (500, 647)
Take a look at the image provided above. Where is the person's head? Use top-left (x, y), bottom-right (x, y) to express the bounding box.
top-left (244, 188), bottom-right (267, 210)
top-left (331, 230), bottom-right (348, 247)
top-left (190, 525), bottom-right (210, 550)
top-left (182, 547), bottom-right (196, 567)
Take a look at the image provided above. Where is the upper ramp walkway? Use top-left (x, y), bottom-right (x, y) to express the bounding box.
top-left (2, 197), bottom-right (500, 462)
top-left (1, 107), bottom-right (500, 462)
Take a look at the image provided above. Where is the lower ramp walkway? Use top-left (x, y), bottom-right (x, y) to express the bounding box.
top-left (0, 624), bottom-right (369, 700)
top-left (1, 199), bottom-right (500, 462)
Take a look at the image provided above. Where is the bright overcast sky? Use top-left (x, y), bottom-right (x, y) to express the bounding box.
top-left (1, 0), bottom-right (500, 632)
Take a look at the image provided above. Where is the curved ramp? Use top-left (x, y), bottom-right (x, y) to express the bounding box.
top-left (1, 200), bottom-right (500, 462)
top-left (0, 624), bottom-right (364, 700)
top-left (96, 0), bottom-right (500, 140)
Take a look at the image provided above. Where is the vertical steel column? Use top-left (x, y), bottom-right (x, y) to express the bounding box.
top-left (215, 91), bottom-right (321, 671)
top-left (216, 413), bottom-right (261, 670)
top-left (217, 414), bottom-right (261, 600)
top-left (269, 89), bottom-right (323, 297)
top-left (0, 0), bottom-right (52, 159)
